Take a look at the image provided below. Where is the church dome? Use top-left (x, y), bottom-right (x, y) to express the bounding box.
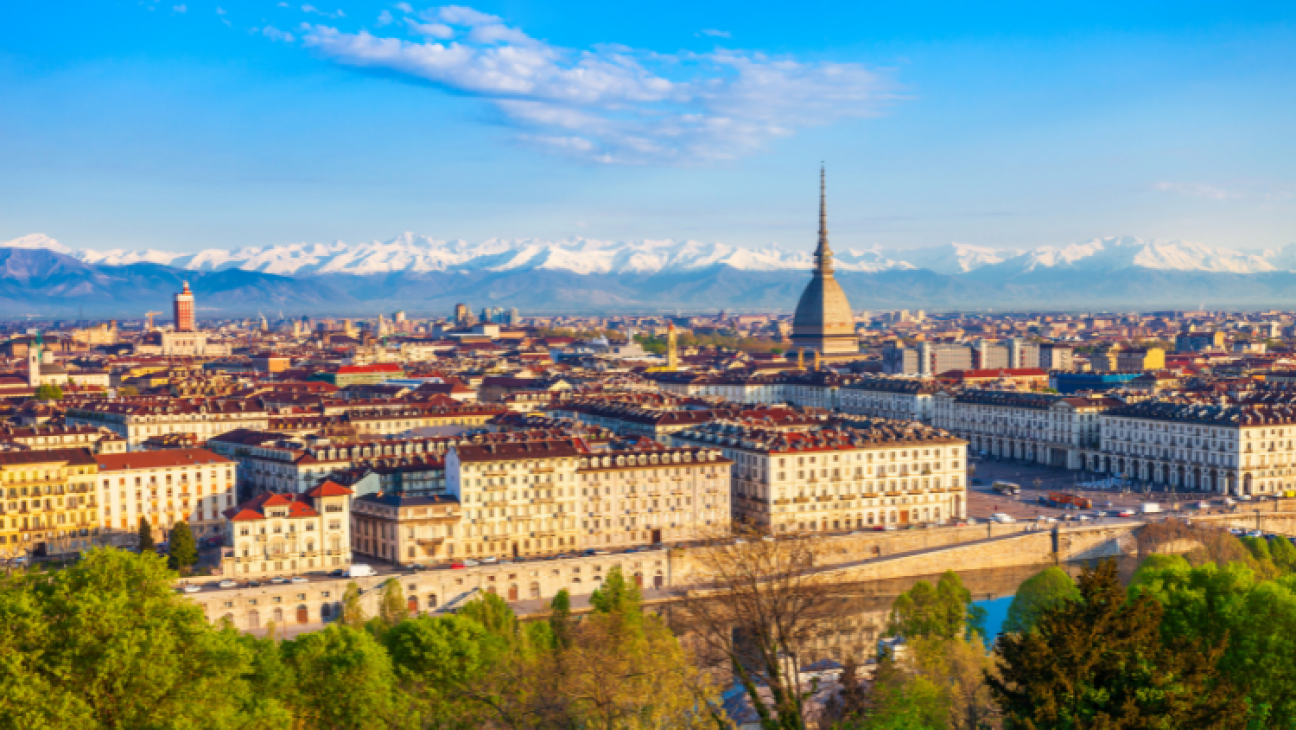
top-left (791, 169), bottom-right (859, 357)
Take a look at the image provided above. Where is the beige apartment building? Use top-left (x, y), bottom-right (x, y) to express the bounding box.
top-left (444, 438), bottom-right (732, 561)
top-left (0, 449), bottom-right (101, 559)
top-left (352, 493), bottom-right (461, 564)
top-left (95, 449), bottom-right (238, 543)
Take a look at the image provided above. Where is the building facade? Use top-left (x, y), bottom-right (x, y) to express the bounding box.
top-left (95, 449), bottom-right (237, 544)
top-left (221, 481), bottom-right (354, 578)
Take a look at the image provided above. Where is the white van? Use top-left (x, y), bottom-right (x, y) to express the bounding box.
top-left (1140, 503), bottom-right (1163, 515)
top-left (344, 564), bottom-right (377, 578)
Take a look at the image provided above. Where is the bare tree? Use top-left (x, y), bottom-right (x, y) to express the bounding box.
top-left (670, 529), bottom-right (859, 730)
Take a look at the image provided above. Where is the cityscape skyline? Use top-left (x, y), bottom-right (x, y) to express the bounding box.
top-left (2, 2), bottom-right (1294, 255)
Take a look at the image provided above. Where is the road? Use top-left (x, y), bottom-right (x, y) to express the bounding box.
top-left (965, 457), bottom-right (1243, 523)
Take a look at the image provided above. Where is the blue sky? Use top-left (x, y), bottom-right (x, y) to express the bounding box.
top-left (1, 1), bottom-right (1294, 254)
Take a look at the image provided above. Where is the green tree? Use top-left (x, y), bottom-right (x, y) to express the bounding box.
top-left (341, 581), bottom-right (367, 628)
top-left (281, 624), bottom-right (409, 729)
top-left (384, 614), bottom-right (508, 727)
top-left (549, 588), bottom-right (573, 649)
top-left (988, 560), bottom-right (1245, 729)
top-left (137, 517), bottom-right (155, 553)
top-left (863, 658), bottom-right (950, 729)
top-left (1003, 566), bottom-right (1079, 635)
top-left (377, 578), bottom-right (410, 629)
top-left (1240, 535), bottom-right (1273, 564)
top-left (459, 591), bottom-right (519, 642)
top-left (167, 520), bottom-right (198, 574)
top-left (1133, 559), bottom-right (1296, 726)
top-left (1268, 536), bottom-right (1296, 573)
top-left (33, 384), bottom-right (62, 401)
top-left (0, 548), bottom-right (289, 729)
top-left (888, 570), bottom-right (985, 641)
top-left (589, 566), bottom-right (644, 638)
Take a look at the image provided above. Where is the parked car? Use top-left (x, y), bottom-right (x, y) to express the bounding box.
top-left (991, 513), bottom-right (1016, 524)
top-left (463, 559), bottom-right (480, 567)
top-left (290, 576), bottom-right (308, 584)
top-left (270, 576), bottom-right (287, 584)
top-left (480, 556), bottom-right (498, 564)
top-left (450, 562), bottom-right (466, 569)
top-left (182, 584), bottom-right (202, 594)
top-left (344, 564), bottom-right (377, 578)
top-left (218, 579), bottom-right (238, 589)
top-left (248, 580), bottom-right (261, 588)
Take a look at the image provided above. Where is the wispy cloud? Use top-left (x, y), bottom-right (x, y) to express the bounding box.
top-left (173, 4), bottom-right (187, 13)
top-left (699, 29), bottom-right (731, 38)
top-left (377, 9), bottom-right (393, 26)
top-left (296, 5), bottom-right (897, 164)
top-left (1154, 182), bottom-right (1243, 201)
top-left (261, 26), bottom-right (296, 42)
top-left (394, 2), bottom-right (413, 12)
top-left (301, 4), bottom-right (344, 19)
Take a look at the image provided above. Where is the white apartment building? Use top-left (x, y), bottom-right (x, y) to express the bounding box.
top-left (672, 420), bottom-right (967, 533)
top-left (647, 371), bottom-right (851, 411)
top-left (209, 431), bottom-right (457, 497)
top-left (839, 376), bottom-right (941, 423)
top-left (66, 398), bottom-right (270, 448)
top-left (576, 445), bottom-right (731, 548)
top-left (222, 481), bottom-right (354, 578)
top-left (932, 391), bottom-right (1119, 469)
top-left (95, 449), bottom-right (237, 543)
top-left (1092, 399), bottom-right (1296, 496)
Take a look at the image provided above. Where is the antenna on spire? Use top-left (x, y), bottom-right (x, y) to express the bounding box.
top-left (815, 164), bottom-right (833, 274)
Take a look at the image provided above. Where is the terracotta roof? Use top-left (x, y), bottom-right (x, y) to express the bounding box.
top-left (95, 448), bottom-right (232, 471)
top-left (0, 448), bottom-right (97, 466)
top-left (307, 480), bottom-right (353, 497)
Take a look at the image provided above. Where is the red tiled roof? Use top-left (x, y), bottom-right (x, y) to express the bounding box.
top-left (307, 480), bottom-right (353, 497)
top-left (336, 364), bottom-right (403, 374)
top-left (95, 448), bottom-right (231, 471)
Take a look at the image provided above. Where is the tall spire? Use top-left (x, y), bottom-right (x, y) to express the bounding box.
top-left (816, 165), bottom-right (834, 275)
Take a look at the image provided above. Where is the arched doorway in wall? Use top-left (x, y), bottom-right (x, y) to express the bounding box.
top-left (297, 605), bottom-right (309, 624)
top-left (248, 610), bottom-right (260, 630)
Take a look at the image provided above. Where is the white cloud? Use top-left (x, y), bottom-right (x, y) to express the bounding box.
top-left (301, 4), bottom-right (344, 18)
top-left (173, 4), bottom-right (187, 12)
top-left (405, 19), bottom-right (454, 38)
top-left (262, 25), bottom-right (295, 42)
top-left (1154, 182), bottom-right (1242, 201)
top-left (216, 7), bottom-right (226, 15)
top-left (699, 29), bottom-right (731, 38)
top-left (394, 2), bottom-right (413, 12)
top-left (377, 9), bottom-right (393, 25)
top-left (296, 6), bottom-right (897, 164)
top-left (425, 5), bottom-right (500, 26)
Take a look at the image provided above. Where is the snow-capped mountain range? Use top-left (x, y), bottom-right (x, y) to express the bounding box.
top-left (5, 232), bottom-right (1293, 277)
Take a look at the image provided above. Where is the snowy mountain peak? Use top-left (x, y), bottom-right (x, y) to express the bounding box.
top-left (2, 233), bottom-right (1291, 278)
